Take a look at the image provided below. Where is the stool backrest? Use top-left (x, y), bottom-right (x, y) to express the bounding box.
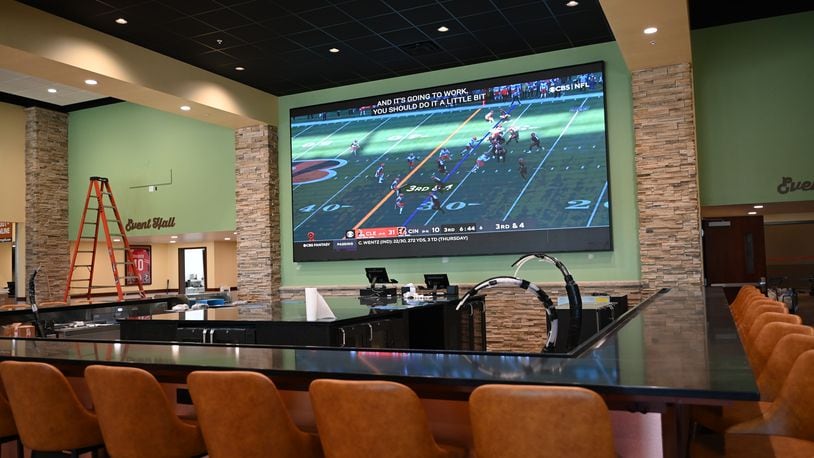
top-left (0, 361), bottom-right (102, 451)
top-left (188, 370), bottom-right (322, 458)
top-left (758, 333), bottom-right (814, 401)
top-left (469, 384), bottom-right (616, 458)
top-left (309, 379), bottom-right (452, 458)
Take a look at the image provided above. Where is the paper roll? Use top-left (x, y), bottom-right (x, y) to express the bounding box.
top-left (305, 288), bottom-right (336, 321)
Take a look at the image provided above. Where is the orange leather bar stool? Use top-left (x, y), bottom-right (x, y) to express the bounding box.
top-left (0, 379), bottom-right (22, 458)
top-left (0, 361), bottom-right (104, 457)
top-left (738, 302), bottom-right (786, 338)
top-left (693, 327), bottom-right (814, 434)
top-left (469, 384), bottom-right (616, 458)
top-left (309, 379), bottom-right (465, 458)
top-left (723, 350), bottom-right (814, 456)
top-left (748, 322), bottom-right (811, 378)
top-left (85, 365), bottom-right (206, 458)
top-left (742, 313), bottom-right (804, 366)
top-left (729, 286), bottom-right (762, 320)
top-left (188, 371), bottom-right (322, 458)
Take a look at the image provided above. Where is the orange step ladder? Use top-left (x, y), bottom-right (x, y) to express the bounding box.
top-left (64, 176), bottom-right (146, 302)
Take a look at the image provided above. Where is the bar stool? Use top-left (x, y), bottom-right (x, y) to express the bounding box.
top-left (0, 361), bottom-right (105, 457)
top-left (0, 379), bottom-right (22, 458)
top-left (469, 384), bottom-right (616, 458)
top-left (309, 379), bottom-right (465, 458)
top-left (748, 322), bottom-right (811, 378)
top-left (742, 313), bottom-right (803, 366)
top-left (723, 350), bottom-right (814, 455)
top-left (738, 302), bottom-right (787, 338)
top-left (188, 371), bottom-right (322, 458)
top-left (85, 365), bottom-right (206, 458)
top-left (693, 327), bottom-right (814, 434)
top-left (729, 286), bottom-right (762, 320)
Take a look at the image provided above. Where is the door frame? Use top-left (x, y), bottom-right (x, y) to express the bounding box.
top-left (178, 246), bottom-right (208, 293)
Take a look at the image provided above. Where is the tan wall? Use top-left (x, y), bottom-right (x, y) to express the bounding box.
top-left (67, 240), bottom-right (237, 300)
top-left (0, 102), bottom-right (26, 222)
top-left (0, 243), bottom-right (11, 288)
top-left (213, 240), bottom-right (238, 290)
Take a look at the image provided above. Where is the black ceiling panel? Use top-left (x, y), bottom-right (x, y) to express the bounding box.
top-left (16, 0), bottom-right (811, 96)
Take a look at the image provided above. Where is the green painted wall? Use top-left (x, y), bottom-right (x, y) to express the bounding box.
top-left (278, 41), bottom-right (639, 286)
top-left (694, 12), bottom-right (814, 206)
top-left (68, 103), bottom-right (236, 238)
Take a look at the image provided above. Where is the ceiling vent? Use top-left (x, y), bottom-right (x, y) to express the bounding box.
top-left (400, 40), bottom-right (441, 56)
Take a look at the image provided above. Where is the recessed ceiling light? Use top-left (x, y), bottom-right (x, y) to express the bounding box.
top-left (753, 204), bottom-right (764, 209)
top-left (115, 18), bottom-right (128, 25)
top-left (47, 88), bottom-right (57, 93)
top-left (84, 79), bottom-right (98, 86)
top-left (437, 26), bottom-right (449, 32)
top-left (113, 238), bottom-right (121, 242)
top-left (233, 231), bottom-right (237, 235)
top-left (566, 0), bottom-right (579, 6)
top-left (644, 27), bottom-right (658, 35)
top-left (329, 47), bottom-right (340, 53)
top-left (171, 235), bottom-right (178, 239)
top-left (170, 240), bottom-right (177, 244)
top-left (649, 40), bottom-right (656, 45)
top-left (180, 105), bottom-right (191, 111)
top-left (748, 211), bottom-right (757, 215)
top-left (235, 66), bottom-right (245, 71)
top-left (224, 237), bottom-right (231, 241)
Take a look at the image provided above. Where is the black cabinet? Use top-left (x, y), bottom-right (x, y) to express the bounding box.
top-left (335, 318), bottom-right (405, 348)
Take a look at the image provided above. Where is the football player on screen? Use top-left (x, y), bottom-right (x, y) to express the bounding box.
top-left (507, 127), bottom-right (520, 144)
top-left (395, 193), bottom-right (406, 214)
top-left (375, 163), bottom-right (385, 183)
top-left (462, 136), bottom-right (478, 156)
top-left (350, 139), bottom-right (360, 156)
top-left (485, 110), bottom-right (494, 123)
top-left (429, 191), bottom-right (445, 213)
top-left (406, 152), bottom-right (417, 169)
top-left (518, 157), bottom-right (528, 180)
top-left (390, 176), bottom-right (401, 193)
top-left (529, 132), bottom-right (541, 152)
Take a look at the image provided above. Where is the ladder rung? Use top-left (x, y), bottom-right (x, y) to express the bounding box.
top-left (73, 264), bottom-right (93, 268)
top-left (109, 234), bottom-right (123, 237)
top-left (80, 236), bottom-right (96, 239)
top-left (70, 279), bottom-right (91, 282)
top-left (116, 261), bottom-right (134, 265)
top-left (89, 285), bottom-right (119, 289)
top-left (76, 250), bottom-right (95, 253)
top-left (83, 221), bottom-right (96, 225)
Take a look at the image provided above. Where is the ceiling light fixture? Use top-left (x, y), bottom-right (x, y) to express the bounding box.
top-left (224, 237), bottom-right (231, 241)
top-left (113, 238), bottom-right (121, 242)
top-left (650, 41), bottom-right (656, 45)
top-left (84, 79), bottom-right (98, 85)
top-left (47, 88), bottom-right (57, 93)
top-left (180, 105), bottom-right (191, 111)
top-left (437, 26), bottom-right (449, 32)
top-left (747, 211), bottom-right (757, 215)
top-left (644, 27), bottom-right (658, 35)
top-left (753, 204), bottom-right (764, 209)
top-left (235, 66), bottom-right (245, 71)
top-left (115, 18), bottom-right (128, 25)
top-left (233, 231), bottom-right (237, 235)
top-left (566, 1), bottom-right (579, 6)
top-left (170, 240), bottom-right (177, 244)
top-left (329, 47), bottom-right (340, 53)
top-left (171, 235), bottom-right (178, 239)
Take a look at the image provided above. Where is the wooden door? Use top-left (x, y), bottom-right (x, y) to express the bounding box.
top-left (702, 216), bottom-right (767, 285)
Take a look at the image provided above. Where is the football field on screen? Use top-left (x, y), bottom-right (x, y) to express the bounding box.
top-left (291, 94), bottom-right (610, 243)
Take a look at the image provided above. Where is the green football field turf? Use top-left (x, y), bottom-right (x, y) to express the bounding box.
top-left (291, 94), bottom-right (609, 242)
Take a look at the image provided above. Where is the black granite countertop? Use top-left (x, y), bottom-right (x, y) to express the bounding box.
top-left (0, 287), bottom-right (757, 402)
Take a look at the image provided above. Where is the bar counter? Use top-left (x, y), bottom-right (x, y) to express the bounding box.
top-left (0, 287), bottom-right (755, 458)
top-left (0, 287), bottom-right (755, 400)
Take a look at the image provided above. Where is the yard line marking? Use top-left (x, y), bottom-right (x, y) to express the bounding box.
top-left (586, 181), bottom-right (608, 227)
top-left (294, 114), bottom-right (437, 232)
top-left (419, 102), bottom-right (533, 226)
top-left (292, 124), bottom-right (313, 138)
top-left (352, 108), bottom-right (482, 230)
top-left (292, 121), bottom-right (351, 161)
top-left (502, 97), bottom-right (589, 221)
top-left (293, 117), bottom-right (391, 191)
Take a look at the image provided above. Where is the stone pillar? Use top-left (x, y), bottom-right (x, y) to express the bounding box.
top-left (25, 107), bottom-right (69, 303)
top-left (234, 124), bottom-right (280, 312)
top-left (632, 63), bottom-right (703, 294)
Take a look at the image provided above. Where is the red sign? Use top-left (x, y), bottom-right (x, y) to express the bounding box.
top-left (126, 246), bottom-right (152, 286)
top-left (0, 222), bottom-right (11, 243)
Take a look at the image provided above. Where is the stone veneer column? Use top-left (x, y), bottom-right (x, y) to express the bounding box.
top-left (633, 63), bottom-right (703, 294)
top-left (25, 107), bottom-right (69, 303)
top-left (234, 124), bottom-right (280, 311)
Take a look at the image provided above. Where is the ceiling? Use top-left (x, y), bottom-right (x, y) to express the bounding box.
top-left (0, 68), bottom-right (105, 106)
top-left (14, 0), bottom-right (812, 97)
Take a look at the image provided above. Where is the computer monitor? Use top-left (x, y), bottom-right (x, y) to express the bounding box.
top-left (365, 267), bottom-right (391, 287)
top-left (424, 274), bottom-right (450, 291)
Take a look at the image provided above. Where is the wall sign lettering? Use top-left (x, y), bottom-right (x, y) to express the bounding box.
top-left (125, 217), bottom-right (176, 231)
top-left (777, 177), bottom-right (813, 194)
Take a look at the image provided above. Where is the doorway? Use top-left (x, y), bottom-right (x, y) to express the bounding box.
top-left (178, 247), bottom-right (207, 294)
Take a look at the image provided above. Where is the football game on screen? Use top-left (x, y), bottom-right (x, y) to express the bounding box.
top-left (290, 62), bottom-right (611, 261)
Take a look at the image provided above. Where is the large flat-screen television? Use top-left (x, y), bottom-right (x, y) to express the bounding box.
top-left (290, 61), bottom-right (611, 262)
